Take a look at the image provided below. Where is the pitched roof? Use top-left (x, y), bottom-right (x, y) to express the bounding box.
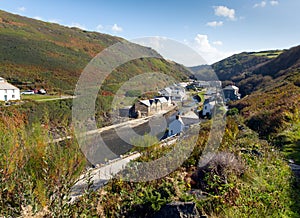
top-left (139, 100), bottom-right (151, 107)
top-left (155, 97), bottom-right (168, 103)
top-left (169, 117), bottom-right (184, 126)
top-left (162, 87), bottom-right (172, 93)
top-left (224, 85), bottom-right (239, 90)
top-left (181, 111), bottom-right (199, 119)
top-left (0, 81), bottom-right (19, 90)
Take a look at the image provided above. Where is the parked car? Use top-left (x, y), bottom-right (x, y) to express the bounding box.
top-left (38, 89), bottom-right (47, 94)
top-left (21, 90), bottom-right (35, 95)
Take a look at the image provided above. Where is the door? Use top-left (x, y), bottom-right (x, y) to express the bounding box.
top-left (4, 95), bottom-right (7, 101)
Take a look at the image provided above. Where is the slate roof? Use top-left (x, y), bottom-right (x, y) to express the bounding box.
top-left (0, 79), bottom-right (19, 90)
top-left (155, 97), bottom-right (168, 104)
top-left (139, 100), bottom-right (151, 107)
top-left (223, 85), bottom-right (239, 90)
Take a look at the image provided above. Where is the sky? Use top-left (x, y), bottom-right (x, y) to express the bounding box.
top-left (0, 0), bottom-right (300, 65)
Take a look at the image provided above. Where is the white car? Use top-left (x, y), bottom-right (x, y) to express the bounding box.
top-left (38, 89), bottom-right (47, 94)
top-left (21, 90), bottom-right (35, 95)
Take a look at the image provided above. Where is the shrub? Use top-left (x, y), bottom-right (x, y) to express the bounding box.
top-left (191, 152), bottom-right (245, 194)
top-left (227, 107), bottom-right (239, 116)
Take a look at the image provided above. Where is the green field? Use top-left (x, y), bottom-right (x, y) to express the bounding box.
top-left (250, 50), bottom-right (284, 58)
top-left (21, 94), bottom-right (61, 101)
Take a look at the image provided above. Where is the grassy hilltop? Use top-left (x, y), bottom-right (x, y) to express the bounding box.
top-left (0, 10), bottom-right (190, 94)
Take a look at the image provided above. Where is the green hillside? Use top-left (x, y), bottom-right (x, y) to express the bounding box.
top-left (0, 10), bottom-right (190, 93)
top-left (217, 46), bottom-right (300, 164)
top-left (190, 50), bottom-right (284, 88)
top-left (212, 52), bottom-right (271, 82)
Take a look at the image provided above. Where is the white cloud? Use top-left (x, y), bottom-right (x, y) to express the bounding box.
top-left (132, 37), bottom-right (207, 66)
top-left (213, 41), bottom-right (223, 46)
top-left (111, 24), bottom-right (123, 32)
top-left (33, 16), bottom-right (43, 21)
top-left (132, 36), bottom-right (236, 66)
top-left (194, 35), bottom-right (214, 51)
top-left (96, 24), bottom-right (104, 32)
top-left (18, 7), bottom-right (26, 12)
top-left (48, 19), bottom-right (60, 24)
top-left (192, 34), bottom-right (234, 64)
top-left (214, 6), bottom-right (236, 20)
top-left (206, 21), bottom-right (223, 27)
top-left (254, 1), bottom-right (267, 8)
top-left (69, 22), bottom-right (86, 30)
top-left (270, 0), bottom-right (279, 6)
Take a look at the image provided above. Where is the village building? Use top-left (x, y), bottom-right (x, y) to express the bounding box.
top-left (181, 110), bottom-right (200, 126)
top-left (132, 96), bottom-right (173, 118)
top-left (134, 99), bottom-right (151, 117)
top-left (167, 111), bottom-right (200, 137)
top-left (159, 85), bottom-right (186, 102)
top-left (168, 115), bottom-right (184, 136)
top-left (155, 96), bottom-right (172, 109)
top-left (223, 85), bottom-right (241, 102)
top-left (192, 81), bottom-right (210, 89)
top-left (119, 106), bottom-right (132, 117)
top-left (208, 81), bottom-right (222, 88)
top-left (178, 82), bottom-right (189, 88)
top-left (202, 98), bottom-right (216, 118)
top-left (0, 77), bottom-right (20, 101)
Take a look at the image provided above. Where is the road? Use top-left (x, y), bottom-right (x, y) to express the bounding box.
top-left (69, 135), bottom-right (180, 202)
top-left (69, 152), bottom-right (141, 202)
top-left (36, 95), bottom-right (75, 102)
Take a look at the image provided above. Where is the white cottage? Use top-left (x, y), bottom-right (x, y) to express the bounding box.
top-left (168, 115), bottom-right (184, 136)
top-left (202, 98), bottom-right (216, 118)
top-left (159, 85), bottom-right (186, 102)
top-left (0, 77), bottom-right (20, 101)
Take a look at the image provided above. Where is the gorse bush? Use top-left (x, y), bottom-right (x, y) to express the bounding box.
top-left (0, 110), bottom-right (85, 217)
top-left (227, 107), bottom-right (239, 116)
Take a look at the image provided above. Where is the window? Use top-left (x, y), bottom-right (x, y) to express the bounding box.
top-left (12, 95), bottom-right (15, 99)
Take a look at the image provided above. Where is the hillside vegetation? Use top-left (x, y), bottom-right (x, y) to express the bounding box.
top-left (216, 46), bottom-right (300, 164)
top-left (0, 10), bottom-right (191, 129)
top-left (0, 10), bottom-right (190, 94)
top-left (1, 111), bottom-right (299, 217)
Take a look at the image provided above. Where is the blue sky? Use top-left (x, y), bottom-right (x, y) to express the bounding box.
top-left (0, 0), bottom-right (300, 64)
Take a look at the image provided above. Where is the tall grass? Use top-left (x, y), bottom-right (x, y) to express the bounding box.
top-left (0, 110), bottom-right (85, 216)
top-left (0, 111), bottom-right (299, 217)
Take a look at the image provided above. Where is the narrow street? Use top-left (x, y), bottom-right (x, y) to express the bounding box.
top-left (69, 152), bottom-right (141, 202)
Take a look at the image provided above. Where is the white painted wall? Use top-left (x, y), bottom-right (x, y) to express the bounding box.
top-left (0, 89), bottom-right (20, 101)
top-left (202, 101), bottom-right (216, 116)
top-left (168, 118), bottom-right (184, 136)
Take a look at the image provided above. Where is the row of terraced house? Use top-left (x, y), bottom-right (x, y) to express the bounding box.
top-left (133, 96), bottom-right (173, 118)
